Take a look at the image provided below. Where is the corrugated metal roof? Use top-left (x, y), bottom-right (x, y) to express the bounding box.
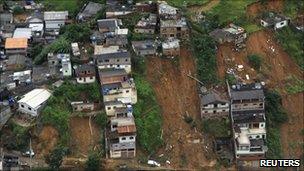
top-left (13, 28), bottom-right (32, 39)
top-left (18, 89), bottom-right (51, 109)
top-left (44, 11), bottom-right (68, 20)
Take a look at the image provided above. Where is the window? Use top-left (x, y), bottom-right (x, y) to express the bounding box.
top-left (117, 59), bottom-right (120, 62)
top-left (79, 77), bottom-right (82, 80)
top-left (259, 103), bottom-right (263, 106)
top-left (129, 136), bottom-right (134, 140)
top-left (122, 137), bottom-right (126, 140)
top-left (105, 59), bottom-right (109, 62)
top-left (256, 135), bottom-right (260, 139)
top-left (21, 104), bottom-right (24, 108)
top-left (244, 104), bottom-right (248, 106)
top-left (28, 107), bottom-right (32, 111)
top-left (107, 107), bottom-right (111, 110)
top-left (65, 70), bottom-right (67, 72)
top-left (222, 110), bottom-right (226, 112)
top-left (204, 111), bottom-right (208, 113)
top-left (213, 110), bottom-right (216, 114)
top-left (90, 77), bottom-right (93, 79)
top-left (280, 22), bottom-right (284, 25)
top-left (126, 90), bottom-right (129, 93)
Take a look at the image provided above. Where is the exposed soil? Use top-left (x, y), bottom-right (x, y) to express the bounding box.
top-left (69, 117), bottom-right (101, 157)
top-left (188, 0), bottom-right (220, 21)
top-left (281, 92), bottom-right (304, 160)
top-left (216, 29), bottom-right (303, 162)
top-left (217, 30), bottom-right (302, 91)
top-left (146, 48), bottom-right (217, 169)
top-left (246, 0), bottom-right (284, 18)
top-left (32, 125), bottom-right (59, 158)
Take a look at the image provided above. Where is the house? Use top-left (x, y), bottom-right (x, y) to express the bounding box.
top-left (0, 13), bottom-right (13, 26)
top-left (75, 64), bottom-right (96, 84)
top-left (71, 101), bottom-right (100, 112)
top-left (135, 2), bottom-right (157, 13)
top-left (32, 66), bottom-right (52, 84)
top-left (162, 38), bottom-right (180, 57)
top-left (102, 78), bottom-right (137, 104)
top-left (132, 40), bottom-right (157, 56)
top-left (98, 68), bottom-right (128, 85)
top-left (18, 88), bottom-right (52, 117)
top-left (97, 19), bottom-right (120, 33)
top-left (158, 1), bottom-right (180, 20)
top-left (95, 51), bottom-right (131, 73)
top-left (77, 1), bottom-right (103, 21)
top-left (200, 90), bottom-right (229, 119)
top-left (106, 5), bottom-right (133, 18)
top-left (71, 43), bottom-right (80, 56)
top-left (26, 12), bottom-right (44, 39)
top-left (113, 105), bottom-right (133, 118)
top-left (94, 45), bottom-right (120, 55)
top-left (0, 72), bottom-right (16, 90)
top-left (6, 55), bottom-right (31, 71)
top-left (13, 70), bottom-right (32, 85)
top-left (90, 31), bottom-right (107, 45)
top-left (1, 105), bottom-right (12, 130)
top-left (5, 38), bottom-right (28, 56)
top-left (160, 18), bottom-right (189, 39)
top-left (228, 83), bottom-right (267, 161)
top-left (13, 28), bottom-right (32, 40)
top-left (44, 11), bottom-right (68, 32)
top-left (104, 100), bottom-right (125, 116)
top-left (210, 24), bottom-right (247, 49)
top-left (105, 34), bottom-right (128, 47)
top-left (261, 13), bottom-right (289, 30)
top-left (107, 116), bottom-right (137, 158)
top-left (47, 53), bottom-right (72, 77)
top-left (1, 24), bottom-right (16, 40)
top-left (134, 14), bottom-right (157, 34)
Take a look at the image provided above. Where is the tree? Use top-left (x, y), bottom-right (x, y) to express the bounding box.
top-left (85, 152), bottom-right (100, 171)
top-left (12, 6), bottom-right (24, 14)
top-left (60, 24), bottom-right (91, 42)
top-left (248, 54), bottom-right (262, 70)
top-left (46, 146), bottom-right (68, 170)
top-left (94, 112), bottom-right (107, 128)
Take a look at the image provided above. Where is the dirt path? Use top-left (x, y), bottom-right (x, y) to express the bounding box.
top-left (69, 117), bottom-right (101, 157)
top-left (146, 48), bottom-right (216, 169)
top-left (217, 30), bottom-right (302, 91)
top-left (281, 93), bottom-right (304, 159)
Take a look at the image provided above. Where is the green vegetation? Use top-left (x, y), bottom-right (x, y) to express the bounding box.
top-left (85, 151), bottom-right (101, 171)
top-left (225, 73), bottom-right (237, 85)
top-left (3, 122), bottom-right (30, 151)
top-left (46, 145), bottom-right (68, 170)
top-left (202, 118), bottom-right (231, 138)
top-left (275, 27), bottom-right (304, 70)
top-left (34, 23), bottom-right (91, 64)
top-left (121, 12), bottom-right (149, 31)
top-left (243, 23), bottom-right (262, 33)
top-left (12, 6), bottom-right (24, 14)
top-left (41, 81), bottom-right (100, 145)
top-left (133, 73), bottom-right (163, 154)
top-left (60, 24), bottom-right (91, 42)
top-left (285, 76), bottom-right (304, 94)
top-left (34, 37), bottom-right (71, 64)
top-left (94, 112), bottom-right (108, 128)
top-left (247, 54), bottom-right (263, 70)
top-left (167, 0), bottom-right (208, 7)
top-left (283, 0), bottom-right (304, 19)
top-left (265, 90), bottom-right (288, 158)
top-left (191, 33), bottom-right (218, 85)
top-left (40, 0), bottom-right (79, 16)
top-left (208, 0), bottom-right (256, 25)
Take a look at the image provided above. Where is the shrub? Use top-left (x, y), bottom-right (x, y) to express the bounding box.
top-left (46, 146), bottom-right (68, 170)
top-left (248, 54), bottom-right (262, 70)
top-left (133, 74), bottom-right (163, 154)
top-left (265, 90), bottom-right (288, 159)
top-left (12, 6), bottom-right (24, 14)
top-left (94, 112), bottom-right (107, 129)
top-left (202, 118), bottom-right (231, 138)
top-left (85, 151), bottom-right (100, 171)
top-left (191, 34), bottom-right (218, 85)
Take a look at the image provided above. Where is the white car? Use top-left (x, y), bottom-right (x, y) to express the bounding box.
top-left (22, 149), bottom-right (35, 157)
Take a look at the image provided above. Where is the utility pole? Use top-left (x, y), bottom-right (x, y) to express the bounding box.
top-left (29, 138), bottom-right (32, 170)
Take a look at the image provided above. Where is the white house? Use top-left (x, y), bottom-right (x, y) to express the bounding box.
top-left (44, 11), bottom-right (68, 31)
top-left (75, 64), bottom-right (96, 84)
top-left (18, 89), bottom-right (52, 117)
top-left (261, 13), bottom-right (289, 30)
